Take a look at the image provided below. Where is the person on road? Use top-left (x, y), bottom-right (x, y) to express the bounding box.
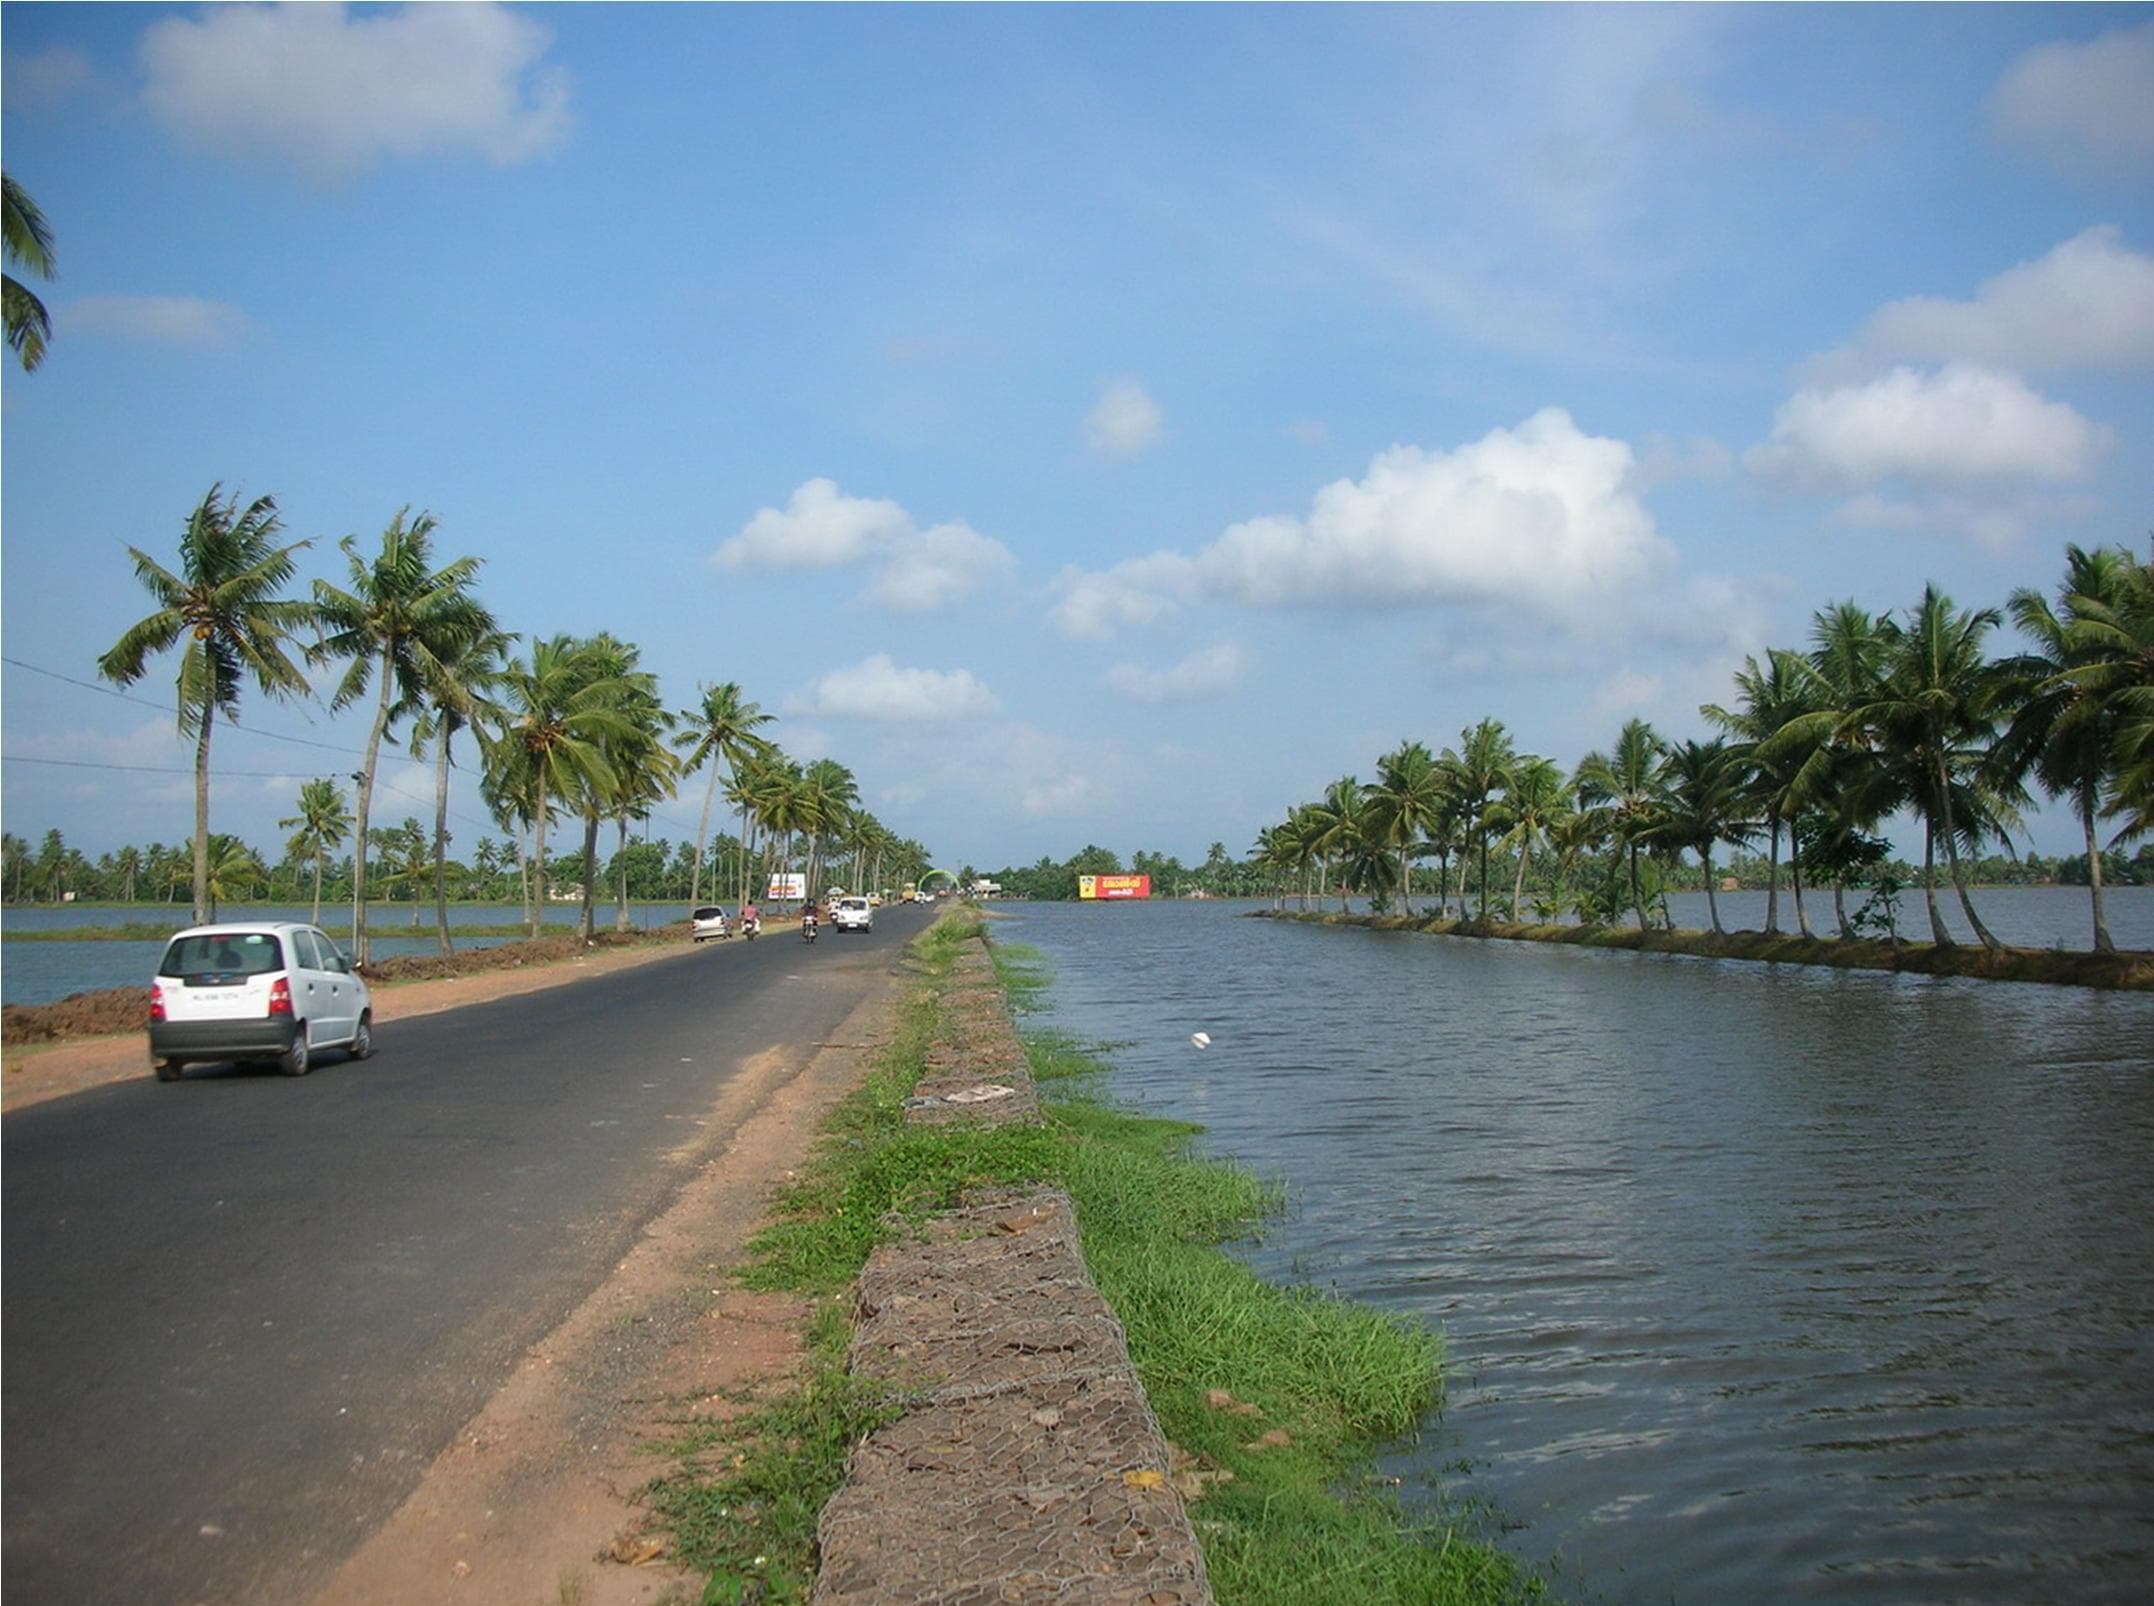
top-left (740, 900), bottom-right (760, 937)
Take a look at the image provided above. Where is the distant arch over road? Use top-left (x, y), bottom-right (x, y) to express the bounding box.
top-left (918, 868), bottom-right (960, 890)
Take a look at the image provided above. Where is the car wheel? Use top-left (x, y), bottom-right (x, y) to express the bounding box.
top-left (348, 1012), bottom-right (374, 1061)
top-left (280, 1027), bottom-right (312, 1077)
top-left (153, 1057), bottom-right (184, 1083)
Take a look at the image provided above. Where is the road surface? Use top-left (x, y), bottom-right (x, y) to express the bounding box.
top-left (2, 904), bottom-right (928, 1604)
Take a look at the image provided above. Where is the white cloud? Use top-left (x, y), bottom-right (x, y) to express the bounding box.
top-left (1745, 364), bottom-right (2112, 489)
top-left (1826, 227), bottom-right (2154, 378)
top-left (866, 521), bottom-right (1017, 612)
top-left (1051, 410), bottom-right (1672, 638)
top-left (1083, 379), bottom-right (1165, 457)
top-left (717, 478), bottom-right (910, 570)
top-left (1833, 489), bottom-right (2104, 553)
top-left (1103, 644), bottom-right (1252, 704)
top-left (792, 655), bottom-right (999, 722)
top-left (1988, 19), bottom-right (2154, 175)
top-left (139, 2), bottom-right (571, 181)
top-left (717, 480), bottom-right (1014, 613)
top-left (62, 295), bottom-right (250, 346)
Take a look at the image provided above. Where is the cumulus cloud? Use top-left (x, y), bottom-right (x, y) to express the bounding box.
top-left (1051, 410), bottom-right (1672, 638)
top-left (1833, 489), bottom-right (2105, 553)
top-left (1988, 19), bottom-right (2154, 175)
top-left (1083, 379), bottom-right (1165, 457)
top-left (1103, 644), bottom-right (1252, 704)
top-left (1744, 364), bottom-right (2112, 489)
top-left (139, 2), bottom-right (571, 181)
top-left (62, 295), bottom-right (250, 346)
top-left (867, 521), bottom-right (1017, 612)
top-left (792, 655), bottom-right (998, 722)
top-left (717, 479), bottom-right (1014, 612)
top-left (1822, 227), bottom-right (2154, 379)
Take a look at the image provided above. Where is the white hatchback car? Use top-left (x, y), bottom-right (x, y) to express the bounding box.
top-left (148, 922), bottom-right (373, 1081)
top-left (832, 896), bottom-right (873, 933)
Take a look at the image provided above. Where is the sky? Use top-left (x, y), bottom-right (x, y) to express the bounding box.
top-left (4, 2), bottom-right (2152, 877)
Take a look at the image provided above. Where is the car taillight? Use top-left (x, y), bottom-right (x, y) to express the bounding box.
top-left (267, 977), bottom-right (293, 1017)
top-left (149, 983), bottom-right (166, 1023)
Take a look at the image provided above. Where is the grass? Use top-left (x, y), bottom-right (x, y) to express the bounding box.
top-left (638, 908), bottom-right (1544, 1605)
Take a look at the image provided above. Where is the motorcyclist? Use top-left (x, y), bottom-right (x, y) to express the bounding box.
top-left (802, 900), bottom-right (819, 941)
top-left (740, 900), bottom-right (760, 938)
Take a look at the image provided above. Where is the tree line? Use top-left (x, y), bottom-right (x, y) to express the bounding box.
top-left (985, 545), bottom-right (2154, 954)
top-left (72, 485), bottom-right (931, 962)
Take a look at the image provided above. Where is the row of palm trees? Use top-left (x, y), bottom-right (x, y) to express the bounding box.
top-left (98, 485), bottom-right (932, 962)
top-left (1253, 545), bottom-right (2154, 953)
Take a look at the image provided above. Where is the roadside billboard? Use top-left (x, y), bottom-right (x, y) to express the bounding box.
top-left (1077, 873), bottom-right (1152, 900)
top-left (767, 873), bottom-right (807, 901)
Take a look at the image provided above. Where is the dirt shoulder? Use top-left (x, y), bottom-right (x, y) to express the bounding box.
top-left (3, 936), bottom-right (695, 1113)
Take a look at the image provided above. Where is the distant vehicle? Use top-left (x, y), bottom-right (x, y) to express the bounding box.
top-left (148, 922), bottom-right (372, 1081)
top-left (914, 889), bottom-right (934, 905)
top-left (833, 896), bottom-right (873, 933)
top-left (690, 906), bottom-right (731, 941)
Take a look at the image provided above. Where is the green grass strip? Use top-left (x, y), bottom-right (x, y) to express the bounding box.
top-left (639, 909), bottom-right (1546, 1604)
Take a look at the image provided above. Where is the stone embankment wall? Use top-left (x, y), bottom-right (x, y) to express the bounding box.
top-left (812, 941), bottom-right (1213, 1605)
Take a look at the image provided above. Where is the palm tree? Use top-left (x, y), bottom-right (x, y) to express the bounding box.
top-left (2001, 544), bottom-right (2141, 951)
top-left (1852, 585), bottom-right (2017, 949)
top-left (1490, 755), bottom-right (1573, 922)
top-left (280, 778), bottom-right (353, 925)
top-left (2062, 544), bottom-right (2154, 849)
top-left (1792, 602), bottom-right (1898, 937)
top-left (98, 486), bottom-right (313, 926)
top-left (1654, 739), bottom-right (1756, 936)
top-left (1305, 776), bottom-right (1366, 910)
top-left (487, 635), bottom-right (637, 936)
top-left (1442, 719), bottom-right (1516, 918)
top-left (1704, 651), bottom-right (1816, 934)
top-left (4, 171), bottom-right (56, 372)
top-left (199, 833), bottom-right (265, 921)
top-left (311, 509), bottom-right (495, 963)
top-left (407, 625), bottom-right (514, 953)
top-left (1574, 718), bottom-right (1668, 931)
top-left (673, 682), bottom-right (774, 906)
top-left (797, 758), bottom-right (860, 899)
top-left (1362, 741), bottom-right (1444, 914)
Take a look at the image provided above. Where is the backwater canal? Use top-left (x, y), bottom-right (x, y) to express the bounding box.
top-left (1000, 899), bottom-right (2154, 1604)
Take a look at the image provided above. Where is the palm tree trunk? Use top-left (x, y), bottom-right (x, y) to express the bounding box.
top-left (578, 815), bottom-right (601, 939)
top-left (1702, 845), bottom-right (1724, 935)
top-left (432, 729), bottom-right (455, 955)
top-left (2081, 781), bottom-right (2115, 953)
top-left (530, 782), bottom-right (550, 939)
top-left (1512, 844), bottom-right (1529, 922)
top-left (1789, 811), bottom-right (1815, 938)
top-left (1933, 750), bottom-right (2000, 950)
top-left (350, 660), bottom-right (395, 966)
top-left (1833, 881), bottom-right (1851, 939)
top-left (311, 849), bottom-right (325, 926)
top-left (1764, 812), bottom-right (1782, 935)
top-left (1628, 841), bottom-right (1646, 931)
top-left (614, 816), bottom-right (633, 932)
top-left (192, 700), bottom-right (215, 927)
top-left (691, 758), bottom-right (720, 906)
top-left (1922, 819), bottom-right (1951, 946)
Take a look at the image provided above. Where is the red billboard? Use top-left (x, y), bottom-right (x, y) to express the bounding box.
top-left (1077, 874), bottom-right (1152, 900)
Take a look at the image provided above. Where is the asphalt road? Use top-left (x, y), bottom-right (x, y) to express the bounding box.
top-left (2, 904), bottom-right (931, 1605)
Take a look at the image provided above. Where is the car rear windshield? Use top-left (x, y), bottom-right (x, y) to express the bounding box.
top-left (692, 907), bottom-right (725, 919)
top-left (160, 932), bottom-right (285, 980)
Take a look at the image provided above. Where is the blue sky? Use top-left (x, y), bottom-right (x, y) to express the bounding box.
top-left (5, 2), bottom-right (2152, 875)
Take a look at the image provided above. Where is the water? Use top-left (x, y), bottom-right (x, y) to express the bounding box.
top-left (1002, 899), bottom-right (2154, 1604)
top-left (0, 902), bottom-right (679, 1006)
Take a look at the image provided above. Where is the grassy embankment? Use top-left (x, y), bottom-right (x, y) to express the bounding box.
top-left (638, 908), bottom-right (1543, 1606)
top-left (1258, 908), bottom-right (2154, 991)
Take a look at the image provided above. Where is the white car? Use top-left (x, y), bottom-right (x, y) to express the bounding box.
top-left (832, 896), bottom-right (874, 933)
top-left (148, 922), bottom-right (373, 1081)
top-left (690, 905), bottom-right (731, 941)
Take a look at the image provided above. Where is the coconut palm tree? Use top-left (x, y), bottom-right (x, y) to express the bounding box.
top-left (1852, 585), bottom-right (2018, 949)
top-left (4, 171), bottom-right (56, 372)
top-left (98, 486), bottom-right (314, 926)
top-left (673, 682), bottom-right (774, 906)
top-left (311, 509), bottom-right (495, 963)
top-left (487, 635), bottom-right (637, 936)
top-left (797, 758), bottom-right (860, 898)
top-left (279, 778), bottom-right (353, 925)
top-left (1574, 718), bottom-right (1668, 931)
top-left (1304, 776), bottom-right (1366, 910)
top-left (1490, 755), bottom-right (1573, 922)
top-left (1440, 719), bottom-right (1516, 918)
top-left (199, 833), bottom-right (265, 921)
top-left (2000, 544), bottom-right (2142, 951)
top-left (1654, 739), bottom-right (1756, 936)
top-left (2064, 544), bottom-right (2154, 849)
top-left (1704, 650), bottom-right (1818, 934)
top-left (1362, 741), bottom-right (1444, 914)
top-left (406, 625), bottom-right (514, 953)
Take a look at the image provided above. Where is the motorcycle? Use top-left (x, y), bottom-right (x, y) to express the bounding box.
top-left (802, 912), bottom-right (819, 944)
top-left (742, 915), bottom-right (759, 942)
